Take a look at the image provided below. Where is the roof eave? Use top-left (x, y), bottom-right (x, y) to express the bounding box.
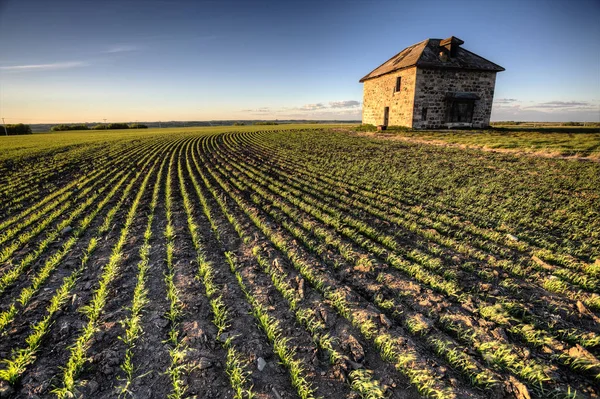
top-left (416, 63), bottom-right (505, 72)
top-left (360, 63), bottom-right (503, 82)
top-left (358, 39), bottom-right (429, 83)
top-left (359, 65), bottom-right (418, 83)
top-left (458, 47), bottom-right (505, 72)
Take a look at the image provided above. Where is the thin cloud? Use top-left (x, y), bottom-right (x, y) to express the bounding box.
top-left (282, 109), bottom-right (361, 119)
top-left (329, 100), bottom-right (360, 108)
top-left (241, 107), bottom-right (270, 113)
top-left (105, 44), bottom-right (139, 53)
top-left (541, 101), bottom-right (590, 106)
top-left (524, 101), bottom-right (594, 110)
top-left (0, 61), bottom-right (87, 71)
top-left (298, 103), bottom-right (326, 111)
top-left (494, 98), bottom-right (518, 104)
top-left (241, 100), bottom-right (363, 115)
top-left (492, 104), bottom-right (600, 122)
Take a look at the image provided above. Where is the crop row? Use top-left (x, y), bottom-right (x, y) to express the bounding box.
top-left (1, 128), bottom-right (597, 399)
top-left (247, 130), bottom-right (599, 263)
top-left (224, 133), bottom-right (600, 343)
top-left (0, 138), bottom-right (180, 390)
top-left (0, 138), bottom-right (148, 216)
top-left (193, 131), bottom-right (598, 397)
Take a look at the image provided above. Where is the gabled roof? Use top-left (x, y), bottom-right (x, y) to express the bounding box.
top-left (359, 38), bottom-right (505, 82)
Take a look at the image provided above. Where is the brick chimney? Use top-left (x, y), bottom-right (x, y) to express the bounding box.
top-left (440, 36), bottom-right (464, 58)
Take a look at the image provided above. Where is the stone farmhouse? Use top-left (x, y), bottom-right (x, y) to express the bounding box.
top-left (360, 36), bottom-right (504, 129)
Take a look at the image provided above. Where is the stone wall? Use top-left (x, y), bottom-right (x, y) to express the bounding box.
top-left (361, 68), bottom-right (498, 129)
top-left (362, 67), bottom-right (417, 127)
top-left (412, 69), bottom-right (497, 129)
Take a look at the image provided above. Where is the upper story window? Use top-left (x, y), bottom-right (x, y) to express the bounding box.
top-left (394, 77), bottom-right (401, 93)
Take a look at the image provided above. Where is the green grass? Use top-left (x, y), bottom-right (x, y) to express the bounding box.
top-left (0, 124), bottom-right (347, 162)
top-left (355, 126), bottom-right (600, 157)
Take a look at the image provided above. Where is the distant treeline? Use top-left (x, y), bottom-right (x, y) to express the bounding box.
top-left (4, 123), bottom-right (33, 135)
top-left (24, 120), bottom-right (359, 133)
top-left (234, 122), bottom-right (279, 126)
top-left (51, 123), bottom-right (148, 131)
top-left (51, 124), bottom-right (91, 131)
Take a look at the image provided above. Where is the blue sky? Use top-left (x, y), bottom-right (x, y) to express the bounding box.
top-left (0, 0), bottom-right (599, 123)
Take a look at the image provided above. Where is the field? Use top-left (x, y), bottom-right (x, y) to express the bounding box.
top-left (0, 125), bottom-right (599, 399)
top-left (355, 127), bottom-right (600, 159)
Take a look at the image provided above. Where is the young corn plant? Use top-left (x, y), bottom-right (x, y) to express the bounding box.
top-left (193, 140), bottom-right (456, 398)
top-left (224, 252), bottom-right (317, 399)
top-left (0, 171), bottom-right (130, 333)
top-left (178, 145), bottom-right (255, 398)
top-left (349, 369), bottom-right (386, 399)
top-left (162, 150), bottom-right (188, 399)
top-left (0, 239), bottom-right (97, 385)
top-left (0, 138), bottom-right (169, 386)
top-left (116, 156), bottom-right (167, 396)
top-left (52, 160), bottom-right (157, 398)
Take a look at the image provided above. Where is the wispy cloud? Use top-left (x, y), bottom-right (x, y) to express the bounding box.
top-left (524, 101), bottom-right (593, 109)
top-left (329, 100), bottom-right (360, 108)
top-left (241, 107), bottom-right (271, 113)
top-left (298, 103), bottom-right (326, 111)
top-left (104, 44), bottom-right (139, 54)
top-left (281, 108), bottom-right (362, 119)
top-left (494, 98), bottom-right (518, 104)
top-left (0, 61), bottom-right (87, 71)
top-left (293, 100), bottom-right (360, 111)
top-left (492, 100), bottom-right (600, 122)
top-left (239, 100), bottom-right (362, 120)
top-left (241, 100), bottom-right (361, 114)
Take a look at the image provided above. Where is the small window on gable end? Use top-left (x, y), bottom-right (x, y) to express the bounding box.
top-left (422, 107), bottom-right (428, 121)
top-left (394, 77), bottom-right (401, 93)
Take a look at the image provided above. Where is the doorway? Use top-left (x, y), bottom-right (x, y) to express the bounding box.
top-left (383, 107), bottom-right (389, 127)
top-left (447, 100), bottom-right (475, 123)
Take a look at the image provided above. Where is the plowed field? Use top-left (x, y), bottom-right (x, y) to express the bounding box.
top-left (0, 127), bottom-right (598, 399)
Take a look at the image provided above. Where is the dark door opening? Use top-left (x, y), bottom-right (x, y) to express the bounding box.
top-left (383, 107), bottom-right (389, 127)
top-left (446, 100), bottom-right (475, 123)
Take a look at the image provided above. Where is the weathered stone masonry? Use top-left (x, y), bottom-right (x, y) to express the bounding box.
top-left (362, 67), bottom-right (417, 127)
top-left (360, 36), bottom-right (504, 129)
top-left (412, 69), bottom-right (497, 129)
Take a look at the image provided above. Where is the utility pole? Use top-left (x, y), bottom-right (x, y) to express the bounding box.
top-left (1, 118), bottom-right (7, 136)
top-left (103, 119), bottom-right (107, 130)
top-left (159, 121), bottom-right (161, 129)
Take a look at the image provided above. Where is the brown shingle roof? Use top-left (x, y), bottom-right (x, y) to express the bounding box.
top-left (359, 38), bottom-right (505, 82)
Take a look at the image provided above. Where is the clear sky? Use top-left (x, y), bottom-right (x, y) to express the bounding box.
top-left (1, 0), bottom-right (599, 123)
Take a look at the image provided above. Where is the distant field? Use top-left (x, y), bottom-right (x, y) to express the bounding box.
top-left (357, 126), bottom-right (600, 158)
top-left (0, 126), bottom-right (599, 399)
top-left (0, 124), bottom-right (337, 162)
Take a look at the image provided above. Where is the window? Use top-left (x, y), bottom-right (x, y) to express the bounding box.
top-left (447, 100), bottom-right (475, 123)
top-left (421, 107), bottom-right (428, 121)
top-left (394, 77), bottom-right (401, 93)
